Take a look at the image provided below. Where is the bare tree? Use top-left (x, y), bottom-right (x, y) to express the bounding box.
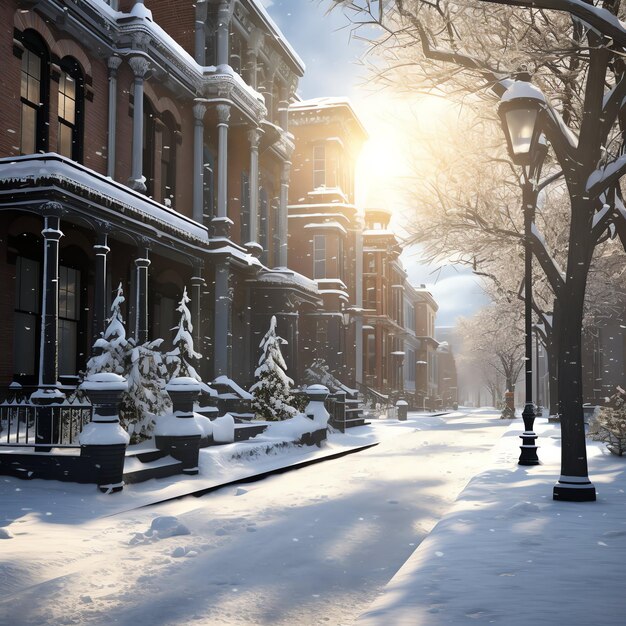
top-left (329, 0), bottom-right (626, 498)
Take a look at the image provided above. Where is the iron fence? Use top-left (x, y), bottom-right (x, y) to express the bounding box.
top-left (0, 386), bottom-right (92, 447)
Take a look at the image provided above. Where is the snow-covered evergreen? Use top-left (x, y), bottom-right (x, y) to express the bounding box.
top-left (85, 283), bottom-right (128, 376)
top-left (165, 287), bottom-right (202, 381)
top-left (83, 284), bottom-right (170, 441)
top-left (250, 315), bottom-right (296, 421)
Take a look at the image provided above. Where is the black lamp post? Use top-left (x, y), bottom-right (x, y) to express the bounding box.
top-left (498, 77), bottom-right (547, 466)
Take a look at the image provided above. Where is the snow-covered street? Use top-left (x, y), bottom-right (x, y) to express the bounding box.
top-left (0, 410), bottom-right (508, 626)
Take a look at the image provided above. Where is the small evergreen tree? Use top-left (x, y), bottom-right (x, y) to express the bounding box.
top-left (84, 284), bottom-right (169, 441)
top-left (85, 283), bottom-right (128, 376)
top-left (122, 337), bottom-right (170, 440)
top-left (250, 315), bottom-right (296, 421)
top-left (165, 287), bottom-right (202, 381)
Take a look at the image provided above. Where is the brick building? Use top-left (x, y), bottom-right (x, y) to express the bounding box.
top-left (0, 0), bottom-right (324, 395)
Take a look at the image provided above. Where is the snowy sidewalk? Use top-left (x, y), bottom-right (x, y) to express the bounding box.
top-left (0, 410), bottom-right (508, 626)
top-left (358, 419), bottom-right (626, 626)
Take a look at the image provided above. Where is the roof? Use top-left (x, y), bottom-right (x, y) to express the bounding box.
top-left (289, 97), bottom-right (368, 139)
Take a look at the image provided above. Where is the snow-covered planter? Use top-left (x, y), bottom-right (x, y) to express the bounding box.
top-left (303, 385), bottom-right (330, 426)
top-left (154, 377), bottom-right (203, 475)
top-left (396, 400), bottom-right (408, 421)
top-left (78, 373), bottom-right (129, 493)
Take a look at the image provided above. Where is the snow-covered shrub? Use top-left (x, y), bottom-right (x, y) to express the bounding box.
top-left (589, 388), bottom-right (626, 456)
top-left (122, 337), bottom-right (170, 440)
top-left (83, 284), bottom-right (170, 442)
top-left (165, 287), bottom-right (202, 381)
top-left (250, 316), bottom-right (296, 421)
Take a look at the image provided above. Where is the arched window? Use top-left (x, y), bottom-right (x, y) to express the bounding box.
top-left (143, 96), bottom-right (156, 196)
top-left (160, 112), bottom-right (177, 205)
top-left (19, 30), bottom-right (49, 154)
top-left (57, 57), bottom-right (84, 162)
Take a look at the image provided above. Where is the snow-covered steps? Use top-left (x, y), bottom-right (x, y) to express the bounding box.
top-left (122, 448), bottom-right (184, 484)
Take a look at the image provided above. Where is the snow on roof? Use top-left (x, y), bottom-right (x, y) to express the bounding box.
top-left (288, 211), bottom-right (353, 224)
top-left (303, 221), bottom-right (347, 235)
top-left (316, 278), bottom-right (348, 290)
top-left (247, 0), bottom-right (305, 75)
top-left (289, 97), bottom-right (368, 138)
top-left (0, 154), bottom-right (209, 242)
top-left (212, 375), bottom-right (253, 401)
top-left (363, 229), bottom-right (397, 237)
top-left (254, 268), bottom-right (318, 293)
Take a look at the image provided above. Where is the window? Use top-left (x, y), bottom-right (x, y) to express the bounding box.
top-left (14, 256), bottom-right (41, 379)
top-left (365, 276), bottom-right (377, 309)
top-left (57, 58), bottom-right (84, 162)
top-left (58, 266), bottom-right (81, 376)
top-left (19, 31), bottom-right (49, 154)
top-left (313, 145), bottom-right (325, 188)
top-left (160, 114), bottom-right (177, 205)
top-left (313, 234), bottom-right (325, 279)
top-left (240, 171), bottom-right (250, 243)
top-left (337, 236), bottom-right (344, 282)
top-left (142, 97), bottom-right (156, 196)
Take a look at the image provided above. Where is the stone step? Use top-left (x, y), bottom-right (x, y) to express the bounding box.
top-left (124, 447), bottom-right (167, 463)
top-left (123, 455), bottom-right (184, 484)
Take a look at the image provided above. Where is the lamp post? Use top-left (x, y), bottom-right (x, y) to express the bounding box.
top-left (498, 76), bottom-right (548, 466)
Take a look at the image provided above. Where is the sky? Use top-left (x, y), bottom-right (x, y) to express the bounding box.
top-left (262, 1), bottom-right (490, 327)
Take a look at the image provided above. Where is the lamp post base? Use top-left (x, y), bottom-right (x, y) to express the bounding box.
top-left (519, 402), bottom-right (539, 465)
top-left (553, 478), bottom-right (596, 502)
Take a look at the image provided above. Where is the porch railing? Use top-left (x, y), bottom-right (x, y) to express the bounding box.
top-left (0, 386), bottom-right (92, 448)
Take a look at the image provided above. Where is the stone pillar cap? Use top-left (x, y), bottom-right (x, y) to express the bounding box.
top-left (166, 377), bottom-right (202, 392)
top-left (80, 373), bottom-right (127, 391)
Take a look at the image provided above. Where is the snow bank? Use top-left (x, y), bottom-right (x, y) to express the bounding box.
top-left (263, 413), bottom-right (322, 439)
top-left (129, 515), bottom-right (190, 545)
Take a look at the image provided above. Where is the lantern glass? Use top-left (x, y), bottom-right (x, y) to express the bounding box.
top-left (504, 107), bottom-right (538, 157)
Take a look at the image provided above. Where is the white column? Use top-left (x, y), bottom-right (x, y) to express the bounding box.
top-left (106, 56), bottom-right (122, 179)
top-left (194, 0), bottom-right (208, 65)
top-left (128, 56), bottom-right (150, 193)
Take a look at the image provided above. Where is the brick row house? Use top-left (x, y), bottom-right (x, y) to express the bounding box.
top-left (0, 0), bottom-right (452, 436)
top-left (0, 0), bottom-right (323, 398)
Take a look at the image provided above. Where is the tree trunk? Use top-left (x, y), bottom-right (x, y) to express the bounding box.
top-left (553, 212), bottom-right (595, 501)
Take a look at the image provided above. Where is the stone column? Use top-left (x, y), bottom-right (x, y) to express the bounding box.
top-left (216, 0), bottom-right (230, 66)
top-left (248, 127), bottom-right (261, 243)
top-left (192, 100), bottom-right (207, 224)
top-left (128, 56), bottom-right (150, 193)
top-left (277, 160), bottom-right (290, 267)
top-left (194, 0), bottom-right (208, 65)
top-left (134, 247), bottom-right (150, 344)
top-left (213, 260), bottom-right (231, 377)
top-left (191, 270), bottom-right (204, 352)
top-left (33, 204), bottom-right (65, 450)
top-left (39, 205), bottom-right (63, 389)
top-left (106, 56), bottom-right (122, 179)
top-left (93, 231), bottom-right (110, 341)
top-left (278, 85), bottom-right (289, 131)
top-left (212, 103), bottom-right (232, 237)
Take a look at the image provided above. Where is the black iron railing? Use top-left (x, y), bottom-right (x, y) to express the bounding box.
top-left (0, 386), bottom-right (92, 448)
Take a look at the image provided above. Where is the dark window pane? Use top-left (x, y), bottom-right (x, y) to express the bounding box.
top-left (58, 122), bottom-right (72, 158)
top-left (13, 312), bottom-right (37, 376)
top-left (20, 105), bottom-right (36, 154)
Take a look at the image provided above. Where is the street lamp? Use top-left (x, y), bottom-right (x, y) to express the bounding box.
top-left (498, 76), bottom-right (547, 466)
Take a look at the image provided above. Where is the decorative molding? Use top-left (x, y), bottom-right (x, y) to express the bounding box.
top-left (108, 55), bottom-right (123, 73)
top-left (216, 103), bottom-right (231, 125)
top-left (128, 55), bottom-right (150, 79)
top-left (193, 101), bottom-right (207, 122)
